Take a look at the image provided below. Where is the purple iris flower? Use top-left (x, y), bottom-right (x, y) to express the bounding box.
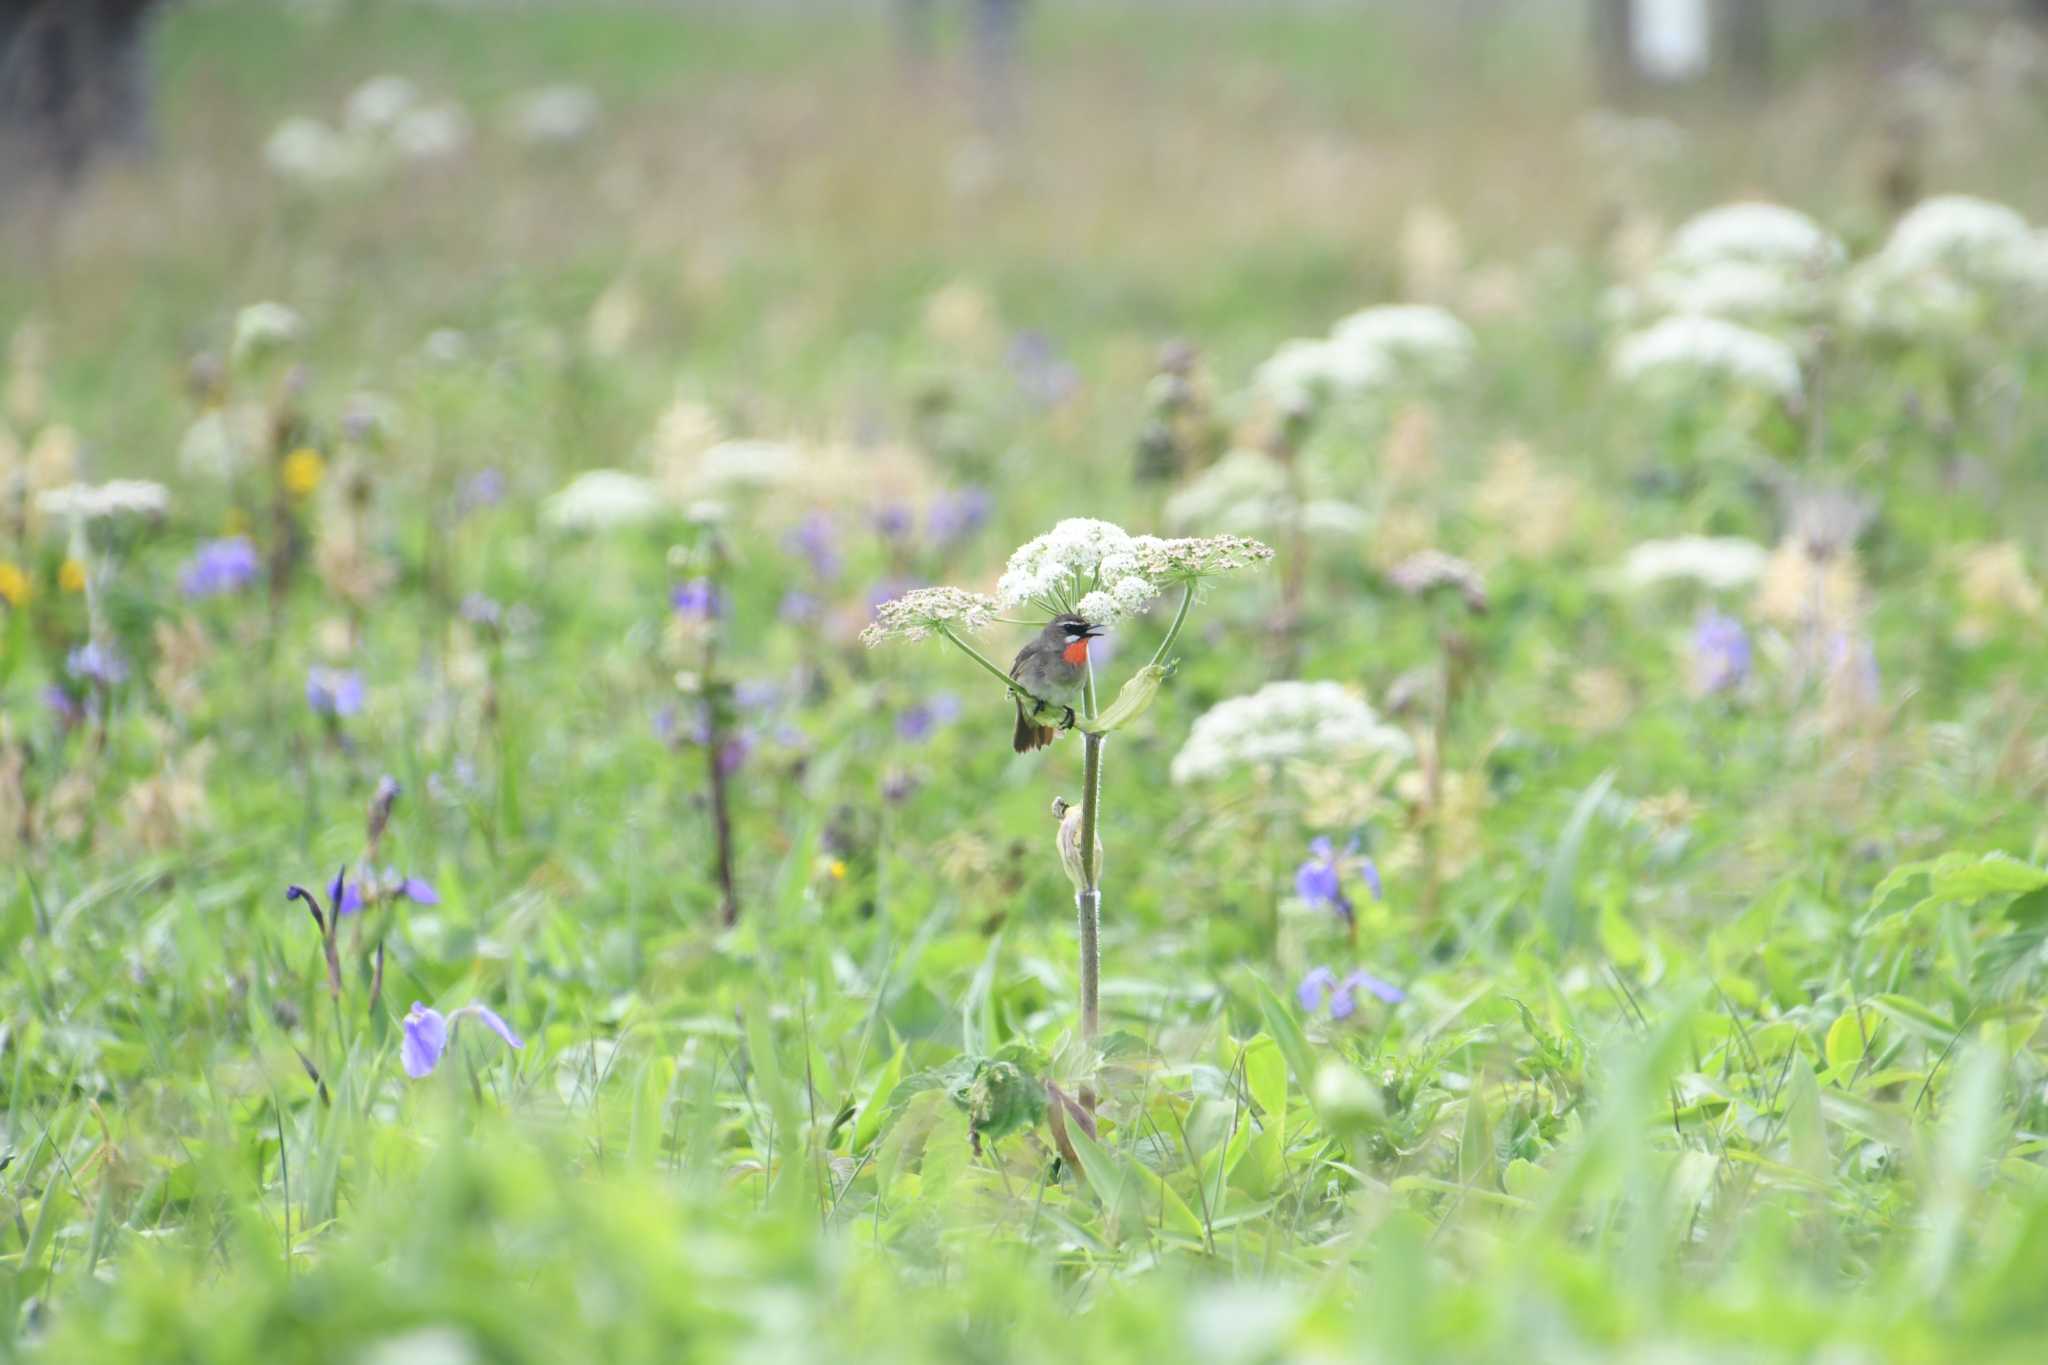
top-left (670, 579), bottom-right (723, 619)
top-left (927, 487), bottom-right (992, 546)
top-left (1692, 610), bottom-right (1751, 695)
top-left (178, 537), bottom-right (261, 599)
top-left (1297, 965), bottom-right (1339, 1012)
top-left (402, 1000), bottom-right (523, 1079)
top-left (778, 590), bottom-right (821, 624)
top-left (1299, 964), bottom-right (1405, 1019)
top-left (335, 867), bottom-right (439, 915)
top-left (734, 680), bottom-right (782, 712)
top-left (652, 704), bottom-right (679, 745)
top-left (1295, 836), bottom-right (1381, 925)
top-left (895, 693), bottom-right (962, 742)
top-left (784, 512), bottom-right (842, 582)
top-left (306, 667), bottom-right (365, 717)
top-left (66, 641), bottom-right (127, 687)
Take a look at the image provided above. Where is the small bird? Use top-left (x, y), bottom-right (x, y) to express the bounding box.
top-left (1009, 614), bottom-right (1104, 752)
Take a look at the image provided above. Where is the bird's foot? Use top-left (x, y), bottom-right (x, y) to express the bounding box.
top-left (1059, 706), bottom-right (1077, 731)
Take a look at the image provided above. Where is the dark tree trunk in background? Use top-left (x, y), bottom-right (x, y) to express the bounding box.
top-left (1723, 0), bottom-right (1771, 91)
top-left (971, 0), bottom-right (1025, 134)
top-left (1591, 0), bottom-right (1638, 105)
top-left (0, 0), bottom-right (160, 191)
top-left (2023, 0), bottom-right (2048, 28)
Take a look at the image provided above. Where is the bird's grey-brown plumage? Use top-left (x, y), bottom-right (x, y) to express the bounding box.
top-left (1009, 614), bottom-right (1101, 751)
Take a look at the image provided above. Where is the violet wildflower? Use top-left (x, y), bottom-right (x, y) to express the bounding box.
top-left (178, 536), bottom-right (261, 598)
top-left (778, 590), bottom-right (821, 624)
top-left (785, 512), bottom-right (842, 582)
top-left (460, 593), bottom-right (504, 630)
top-left (1299, 964), bottom-right (1405, 1019)
top-left (670, 579), bottom-right (722, 619)
top-left (456, 467), bottom-right (507, 515)
top-left (42, 684), bottom-right (84, 727)
top-left (1297, 965), bottom-right (1339, 1011)
top-left (1009, 330), bottom-right (1080, 408)
top-left (306, 667), bottom-right (366, 717)
top-left (927, 487), bottom-right (992, 546)
top-left (66, 640), bottom-right (127, 687)
top-left (1692, 610), bottom-right (1751, 695)
top-left (402, 1000), bottom-right (524, 1079)
top-left (716, 732), bottom-right (754, 776)
top-left (336, 866), bottom-right (439, 915)
top-left (1295, 836), bottom-right (1381, 925)
top-left (895, 692), bottom-right (962, 742)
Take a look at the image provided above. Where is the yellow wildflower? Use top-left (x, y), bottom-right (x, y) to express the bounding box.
top-left (281, 447), bottom-right (325, 497)
top-left (58, 558), bottom-right (87, 593)
top-left (828, 859), bottom-right (848, 881)
top-left (0, 561), bottom-right (27, 607)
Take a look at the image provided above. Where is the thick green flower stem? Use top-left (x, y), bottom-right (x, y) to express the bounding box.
top-left (1148, 583), bottom-right (1195, 671)
top-left (1078, 729), bottom-right (1104, 1041)
top-left (938, 629), bottom-right (1033, 702)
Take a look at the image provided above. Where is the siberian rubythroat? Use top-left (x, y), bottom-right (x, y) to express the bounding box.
top-left (1009, 614), bottom-right (1103, 752)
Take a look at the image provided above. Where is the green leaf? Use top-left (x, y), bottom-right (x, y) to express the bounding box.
top-left (1824, 1007), bottom-right (1877, 1080)
top-left (850, 1046), bottom-right (907, 1154)
top-left (1065, 1122), bottom-right (1205, 1244)
top-left (1543, 770), bottom-right (1616, 949)
top-left (1250, 976), bottom-right (1320, 1119)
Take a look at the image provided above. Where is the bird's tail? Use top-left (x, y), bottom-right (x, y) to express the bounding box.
top-left (1013, 698), bottom-right (1054, 752)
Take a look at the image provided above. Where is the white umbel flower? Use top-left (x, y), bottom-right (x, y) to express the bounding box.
top-left (1664, 202), bottom-right (1845, 272)
top-left (344, 75), bottom-right (419, 133)
top-left (38, 479), bottom-right (170, 522)
top-left (691, 439), bottom-right (800, 492)
top-left (997, 517), bottom-right (1159, 618)
top-left (1163, 449), bottom-right (1365, 540)
top-left (1879, 195), bottom-right (2037, 279)
top-left (542, 469), bottom-right (667, 531)
top-left (1642, 260), bottom-right (1813, 322)
top-left (231, 302), bottom-right (304, 369)
top-left (1329, 304), bottom-right (1475, 374)
top-left (1171, 681), bottom-right (1411, 784)
top-left (1618, 535), bottom-right (1770, 591)
top-left (1253, 338), bottom-right (1385, 411)
top-left (861, 586), bottom-right (1001, 645)
top-left (263, 117), bottom-right (372, 184)
top-left (512, 85), bottom-right (601, 144)
top-left (391, 104), bottom-right (470, 162)
top-left (1612, 315), bottom-right (1803, 401)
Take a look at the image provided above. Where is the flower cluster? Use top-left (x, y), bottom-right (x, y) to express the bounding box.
top-left (1161, 449), bottom-right (1366, 540)
top-left (37, 479), bottom-right (170, 522)
top-left (1170, 681), bottom-right (1411, 784)
top-left (1298, 965), bottom-right (1405, 1020)
top-left (1386, 550), bottom-right (1488, 614)
top-left (1692, 610), bottom-right (1751, 696)
top-left (543, 469), bottom-right (667, 531)
top-left (264, 76), bottom-right (470, 187)
top-left (179, 537), bottom-right (261, 599)
top-left (859, 586), bottom-right (1001, 645)
top-left (231, 302), bottom-right (305, 369)
top-left (996, 518), bottom-right (1162, 623)
top-left (1662, 202), bottom-right (1845, 272)
top-left (1119, 533), bottom-right (1275, 585)
top-left (1252, 304), bottom-right (1474, 411)
top-left (1611, 315), bottom-right (1803, 401)
top-left (1842, 195), bottom-right (2048, 337)
top-left (1618, 536), bottom-right (1769, 592)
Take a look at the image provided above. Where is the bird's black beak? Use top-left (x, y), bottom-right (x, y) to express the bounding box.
top-left (1081, 624), bottom-right (1107, 639)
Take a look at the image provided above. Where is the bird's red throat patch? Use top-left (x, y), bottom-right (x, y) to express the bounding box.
top-left (1062, 639), bottom-right (1091, 665)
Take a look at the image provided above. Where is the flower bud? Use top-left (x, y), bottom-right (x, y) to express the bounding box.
top-left (1081, 663), bottom-right (1168, 735)
top-left (1056, 801), bottom-right (1100, 895)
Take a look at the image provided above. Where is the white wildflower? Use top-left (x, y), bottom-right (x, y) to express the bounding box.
top-left (1664, 202), bottom-right (1844, 272)
top-left (1123, 533), bottom-right (1275, 583)
top-left (263, 117), bottom-right (371, 184)
top-left (1163, 449), bottom-right (1365, 540)
top-left (1170, 681), bottom-right (1412, 784)
top-left (1642, 260), bottom-right (1814, 322)
top-left (1839, 254), bottom-right (1978, 337)
top-left (344, 75), bottom-right (419, 133)
top-left (177, 405), bottom-right (267, 479)
top-left (512, 85), bottom-right (600, 144)
top-left (1612, 315), bottom-right (1803, 401)
top-left (860, 586), bottom-right (1001, 645)
top-left (997, 517), bottom-right (1143, 611)
top-left (1329, 304), bottom-right (1475, 375)
top-left (391, 104), bottom-right (469, 162)
top-left (231, 302), bottom-right (304, 369)
top-left (38, 479), bottom-right (170, 522)
top-left (1618, 535), bottom-right (1770, 591)
top-left (690, 439), bottom-right (799, 493)
top-left (1252, 338), bottom-right (1385, 411)
top-left (1879, 195), bottom-right (2037, 279)
top-left (542, 469), bottom-right (667, 532)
